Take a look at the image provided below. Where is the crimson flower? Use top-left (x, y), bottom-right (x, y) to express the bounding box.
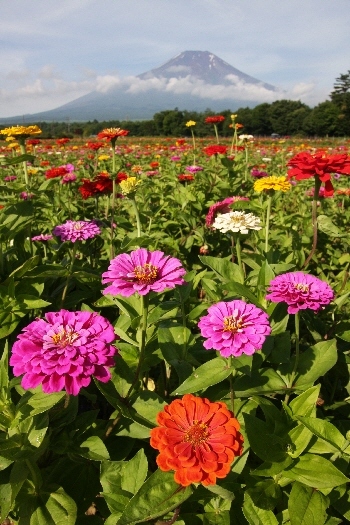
top-left (287, 151), bottom-right (350, 196)
top-left (45, 166), bottom-right (70, 179)
top-left (205, 116), bottom-right (225, 124)
top-left (56, 138), bottom-right (70, 145)
top-left (86, 142), bottom-right (105, 151)
top-left (178, 174), bottom-right (194, 182)
top-left (203, 145), bottom-right (228, 156)
top-left (150, 394), bottom-right (244, 486)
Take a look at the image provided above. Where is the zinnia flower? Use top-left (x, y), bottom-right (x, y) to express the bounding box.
top-left (185, 165), bottom-right (203, 173)
top-left (53, 220), bottom-right (101, 242)
top-left (185, 121), bottom-right (196, 127)
top-left (212, 211), bottom-right (261, 234)
top-left (32, 234), bottom-right (53, 242)
top-left (254, 176), bottom-right (291, 193)
top-left (206, 197), bottom-right (250, 227)
top-left (251, 169), bottom-right (268, 178)
top-left (0, 125), bottom-right (42, 139)
top-left (150, 394), bottom-right (244, 486)
top-left (178, 174), bottom-right (194, 182)
top-left (102, 248), bottom-right (186, 297)
top-left (9, 309), bottom-right (117, 395)
top-left (203, 145), bottom-right (228, 156)
top-left (119, 177), bottom-right (141, 195)
top-left (287, 151), bottom-right (350, 196)
top-left (205, 116), bottom-right (225, 124)
top-left (45, 166), bottom-right (70, 179)
top-left (198, 300), bottom-right (271, 357)
top-left (266, 272), bottom-right (334, 314)
top-left (97, 128), bottom-right (129, 141)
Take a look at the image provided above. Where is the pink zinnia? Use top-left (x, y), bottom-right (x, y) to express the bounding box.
top-left (32, 234), bottom-right (53, 242)
top-left (53, 220), bottom-right (101, 242)
top-left (206, 196), bottom-right (250, 227)
top-left (266, 272), bottom-right (334, 314)
top-left (185, 165), bottom-right (203, 173)
top-left (198, 300), bottom-right (271, 357)
top-left (10, 310), bottom-right (117, 395)
top-left (102, 248), bottom-right (186, 297)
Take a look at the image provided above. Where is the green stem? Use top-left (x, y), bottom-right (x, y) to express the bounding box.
top-left (284, 312), bottom-right (300, 405)
top-left (19, 140), bottom-right (29, 189)
top-left (265, 194), bottom-right (272, 253)
top-left (244, 146), bottom-right (249, 182)
top-left (126, 294), bottom-right (149, 399)
top-left (214, 124), bottom-right (219, 144)
top-left (131, 197), bottom-right (142, 237)
top-left (191, 129), bottom-right (196, 165)
top-left (303, 176), bottom-right (321, 268)
top-left (25, 459), bottom-right (42, 492)
top-left (110, 178), bottom-right (116, 259)
top-left (235, 235), bottom-right (244, 280)
top-left (61, 242), bottom-right (78, 307)
top-left (330, 439), bottom-right (350, 462)
top-left (228, 357), bottom-right (235, 414)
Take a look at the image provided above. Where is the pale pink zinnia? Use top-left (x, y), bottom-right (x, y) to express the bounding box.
top-left (198, 300), bottom-right (271, 357)
top-left (102, 248), bottom-right (186, 297)
top-left (53, 220), bottom-right (101, 242)
top-left (206, 196), bottom-right (250, 227)
top-left (10, 310), bottom-right (117, 395)
top-left (32, 234), bottom-right (53, 242)
top-left (266, 272), bottom-right (334, 314)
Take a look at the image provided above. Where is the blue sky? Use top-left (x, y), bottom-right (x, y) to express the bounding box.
top-left (1, 0), bottom-right (349, 118)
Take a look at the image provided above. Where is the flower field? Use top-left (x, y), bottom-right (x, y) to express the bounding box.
top-left (0, 122), bottom-right (350, 524)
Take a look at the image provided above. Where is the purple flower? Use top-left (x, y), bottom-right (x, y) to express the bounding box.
top-left (4, 176), bottom-right (17, 182)
top-left (185, 165), bottom-right (203, 173)
top-left (206, 196), bottom-right (250, 227)
top-left (251, 169), bottom-right (268, 178)
top-left (102, 248), bottom-right (186, 297)
top-left (20, 192), bottom-right (34, 200)
top-left (9, 310), bottom-right (117, 395)
top-left (198, 300), bottom-right (271, 357)
top-left (266, 272), bottom-right (334, 314)
top-left (53, 220), bottom-right (101, 242)
top-left (32, 234), bottom-right (53, 242)
top-left (171, 156), bottom-right (181, 161)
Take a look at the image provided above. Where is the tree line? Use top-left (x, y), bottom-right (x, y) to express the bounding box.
top-left (3, 71), bottom-right (350, 139)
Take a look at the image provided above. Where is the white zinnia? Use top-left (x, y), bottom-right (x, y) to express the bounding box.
top-left (212, 211), bottom-right (262, 234)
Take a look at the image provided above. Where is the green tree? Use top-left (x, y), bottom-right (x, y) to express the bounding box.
top-left (330, 70), bottom-right (350, 135)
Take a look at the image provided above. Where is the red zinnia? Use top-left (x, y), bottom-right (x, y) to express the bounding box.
top-left (178, 174), bottom-right (194, 182)
top-left (56, 138), bottom-right (70, 145)
top-left (86, 142), bottom-right (105, 151)
top-left (150, 394), bottom-right (243, 487)
top-left (203, 145), bottom-right (228, 156)
top-left (287, 151), bottom-right (350, 196)
top-left (97, 128), bottom-right (129, 141)
top-left (205, 116), bottom-right (225, 124)
top-left (45, 166), bottom-right (70, 179)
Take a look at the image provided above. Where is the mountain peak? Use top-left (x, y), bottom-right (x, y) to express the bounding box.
top-left (139, 50), bottom-right (276, 90)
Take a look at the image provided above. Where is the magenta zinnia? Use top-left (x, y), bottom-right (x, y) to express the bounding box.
top-left (206, 196), bottom-right (250, 227)
top-left (53, 220), bottom-right (101, 242)
top-left (266, 272), bottom-right (334, 314)
top-left (198, 300), bottom-right (271, 357)
top-left (102, 248), bottom-right (186, 297)
top-left (10, 310), bottom-right (117, 395)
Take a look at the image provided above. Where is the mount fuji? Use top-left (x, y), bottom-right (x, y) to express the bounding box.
top-left (1, 51), bottom-right (282, 122)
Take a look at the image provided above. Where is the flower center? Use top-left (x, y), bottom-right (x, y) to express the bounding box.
top-left (73, 222), bottom-right (84, 230)
top-left (134, 263), bottom-right (158, 284)
top-left (294, 283), bottom-right (309, 292)
top-left (51, 329), bottom-right (79, 347)
top-left (223, 315), bottom-right (245, 332)
top-left (183, 421), bottom-right (209, 446)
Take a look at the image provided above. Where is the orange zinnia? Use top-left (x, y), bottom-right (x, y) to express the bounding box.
top-left (97, 128), bottom-right (129, 141)
top-left (150, 394), bottom-right (243, 487)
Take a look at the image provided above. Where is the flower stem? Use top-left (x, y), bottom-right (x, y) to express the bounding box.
top-left (191, 129), bottom-right (196, 165)
top-left (126, 294), bottom-right (149, 399)
top-left (19, 140), bottom-right (29, 189)
top-left (61, 242), bottom-right (78, 307)
top-left (228, 357), bottom-right (235, 414)
top-left (284, 312), bottom-right (300, 405)
top-left (265, 193), bottom-right (272, 254)
top-left (235, 235), bottom-right (244, 280)
top-left (214, 124), bottom-right (219, 144)
top-left (303, 176), bottom-right (321, 268)
top-left (131, 197), bottom-right (142, 237)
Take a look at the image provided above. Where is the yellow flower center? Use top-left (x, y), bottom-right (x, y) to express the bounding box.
top-left (184, 421), bottom-right (209, 446)
top-left (51, 330), bottom-right (79, 347)
top-left (223, 315), bottom-right (244, 333)
top-left (134, 263), bottom-right (158, 284)
top-left (294, 283), bottom-right (309, 292)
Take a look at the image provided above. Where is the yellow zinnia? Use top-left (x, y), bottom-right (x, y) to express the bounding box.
top-left (98, 155), bottom-right (110, 161)
top-left (185, 120), bottom-right (196, 127)
top-left (119, 177), bottom-right (141, 195)
top-left (0, 125), bottom-right (42, 138)
top-left (254, 176), bottom-right (291, 193)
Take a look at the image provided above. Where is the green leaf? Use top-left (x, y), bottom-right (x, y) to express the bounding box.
top-left (289, 385), bottom-right (320, 418)
top-left (296, 417), bottom-right (347, 451)
top-left (243, 492), bottom-right (279, 525)
top-left (317, 214), bottom-right (343, 237)
top-left (131, 391), bottom-right (166, 426)
top-left (117, 469), bottom-right (192, 524)
top-left (282, 454), bottom-right (349, 488)
top-left (224, 282), bottom-right (263, 307)
top-left (243, 413), bottom-right (289, 462)
top-left (246, 480), bottom-right (282, 511)
top-left (79, 435), bottom-right (110, 461)
top-left (199, 255), bottom-right (243, 283)
top-left (335, 321), bottom-right (350, 342)
top-left (18, 486), bottom-right (77, 525)
top-left (121, 449), bottom-right (148, 495)
top-left (234, 369), bottom-right (287, 397)
top-left (158, 323), bottom-right (193, 384)
top-left (13, 390), bottom-right (65, 425)
top-left (171, 357), bottom-right (232, 395)
top-left (294, 340), bottom-right (338, 388)
top-left (0, 153), bottom-right (35, 165)
top-left (288, 481), bottom-right (328, 525)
